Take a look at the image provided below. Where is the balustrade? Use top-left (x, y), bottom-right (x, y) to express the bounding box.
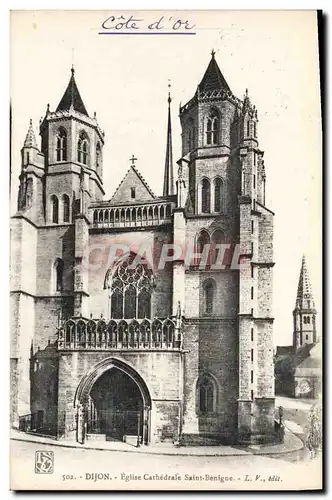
top-left (91, 202), bottom-right (172, 228)
top-left (57, 316), bottom-right (182, 351)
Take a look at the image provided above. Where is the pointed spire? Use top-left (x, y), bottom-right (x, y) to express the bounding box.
top-left (56, 67), bottom-right (89, 116)
top-left (24, 119), bottom-right (37, 148)
top-left (295, 255), bottom-right (315, 309)
top-left (243, 88), bottom-right (252, 111)
top-left (198, 51), bottom-right (231, 93)
top-left (163, 82), bottom-right (174, 197)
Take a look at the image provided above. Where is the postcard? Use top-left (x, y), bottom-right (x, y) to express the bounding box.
top-left (10, 9), bottom-right (322, 491)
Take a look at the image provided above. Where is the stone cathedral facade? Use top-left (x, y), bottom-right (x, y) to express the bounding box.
top-left (11, 54), bottom-right (276, 445)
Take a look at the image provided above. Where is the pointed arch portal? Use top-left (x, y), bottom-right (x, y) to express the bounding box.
top-left (74, 357), bottom-right (152, 445)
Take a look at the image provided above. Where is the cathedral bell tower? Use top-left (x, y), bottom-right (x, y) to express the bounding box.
top-left (293, 255), bottom-right (317, 349)
top-left (177, 52), bottom-right (275, 445)
top-left (179, 50), bottom-right (245, 219)
top-left (39, 67), bottom-right (105, 224)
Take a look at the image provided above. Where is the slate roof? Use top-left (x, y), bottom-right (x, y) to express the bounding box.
top-left (56, 67), bottom-right (89, 117)
top-left (198, 53), bottom-right (231, 93)
top-left (296, 255), bottom-right (315, 308)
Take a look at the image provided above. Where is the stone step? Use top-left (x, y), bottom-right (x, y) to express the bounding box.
top-left (123, 435), bottom-right (139, 446)
top-left (180, 434), bottom-right (227, 446)
top-left (86, 433), bottom-right (106, 441)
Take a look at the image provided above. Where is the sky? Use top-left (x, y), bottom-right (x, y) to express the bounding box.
top-left (10, 10), bottom-right (322, 346)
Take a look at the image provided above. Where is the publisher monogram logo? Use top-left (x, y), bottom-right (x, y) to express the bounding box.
top-left (35, 451), bottom-right (54, 474)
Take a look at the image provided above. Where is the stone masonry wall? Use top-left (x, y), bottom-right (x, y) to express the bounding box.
top-left (57, 351), bottom-right (182, 443)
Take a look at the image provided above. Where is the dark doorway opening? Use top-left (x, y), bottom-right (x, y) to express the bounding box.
top-left (87, 368), bottom-right (144, 442)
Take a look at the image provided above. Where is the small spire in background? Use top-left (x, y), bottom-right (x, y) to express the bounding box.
top-left (168, 79), bottom-right (172, 105)
top-left (163, 80), bottom-right (174, 197)
top-left (71, 47), bottom-right (75, 74)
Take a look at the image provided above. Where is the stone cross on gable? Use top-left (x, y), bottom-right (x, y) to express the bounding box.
top-left (130, 154), bottom-right (138, 166)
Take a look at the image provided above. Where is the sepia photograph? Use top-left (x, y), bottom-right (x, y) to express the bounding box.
top-left (9, 9), bottom-right (322, 491)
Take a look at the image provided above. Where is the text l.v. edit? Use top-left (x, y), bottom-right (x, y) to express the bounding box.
top-left (245, 474), bottom-right (281, 483)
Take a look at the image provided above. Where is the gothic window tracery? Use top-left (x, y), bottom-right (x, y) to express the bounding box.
top-left (214, 177), bottom-right (224, 213)
top-left (203, 279), bottom-right (215, 314)
top-left (26, 178), bottom-right (33, 208)
top-left (211, 229), bottom-right (225, 265)
top-left (54, 258), bottom-right (64, 292)
top-left (107, 254), bottom-right (154, 319)
top-left (187, 118), bottom-right (195, 151)
top-left (96, 142), bottom-right (102, 175)
top-left (56, 128), bottom-right (67, 162)
top-left (78, 131), bottom-right (89, 165)
top-left (201, 178), bottom-right (211, 213)
top-left (196, 374), bottom-right (216, 413)
top-left (206, 112), bottom-right (219, 145)
top-left (63, 194), bottom-right (70, 223)
top-left (51, 195), bottom-right (59, 224)
top-left (196, 230), bottom-right (210, 266)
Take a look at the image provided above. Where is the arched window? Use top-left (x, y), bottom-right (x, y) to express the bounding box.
top-left (26, 178), bottom-right (33, 208)
top-left (106, 253), bottom-right (153, 319)
top-left (62, 194), bottom-right (70, 223)
top-left (204, 279), bottom-right (215, 315)
top-left (124, 285), bottom-right (136, 319)
top-left (138, 289), bottom-right (151, 319)
top-left (307, 316), bottom-right (310, 324)
top-left (206, 112), bottom-right (219, 145)
top-left (187, 118), bottom-right (194, 151)
top-left (96, 142), bottom-right (102, 175)
top-left (201, 178), bottom-right (211, 213)
top-left (214, 178), bottom-right (224, 213)
top-left (56, 129), bottom-right (67, 161)
top-left (111, 287), bottom-right (123, 319)
top-left (51, 195), bottom-right (59, 224)
top-left (211, 230), bottom-right (226, 266)
top-left (197, 374), bottom-right (216, 414)
top-left (196, 230), bottom-right (210, 267)
top-left (77, 131), bottom-right (89, 165)
top-left (54, 258), bottom-right (64, 292)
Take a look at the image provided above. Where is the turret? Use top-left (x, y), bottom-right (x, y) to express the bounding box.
top-left (17, 119), bottom-right (45, 222)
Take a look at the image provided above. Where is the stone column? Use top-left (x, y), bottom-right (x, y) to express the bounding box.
top-left (172, 209), bottom-right (186, 316)
top-left (74, 214), bottom-right (90, 317)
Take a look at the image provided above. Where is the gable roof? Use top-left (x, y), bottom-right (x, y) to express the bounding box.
top-left (198, 53), bottom-right (231, 93)
top-left (110, 166), bottom-right (155, 205)
top-left (56, 68), bottom-right (89, 117)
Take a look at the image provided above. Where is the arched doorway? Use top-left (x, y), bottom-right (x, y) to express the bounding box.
top-left (88, 369), bottom-right (143, 441)
top-left (74, 358), bottom-right (151, 445)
